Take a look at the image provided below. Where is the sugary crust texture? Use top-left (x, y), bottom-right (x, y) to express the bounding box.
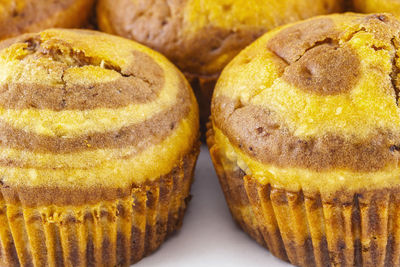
top-left (0, 145), bottom-right (199, 266)
top-left (207, 126), bottom-right (400, 267)
top-left (0, 0), bottom-right (95, 40)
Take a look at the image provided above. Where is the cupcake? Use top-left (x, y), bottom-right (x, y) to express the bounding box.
top-left (96, 0), bottom-right (344, 129)
top-left (0, 29), bottom-right (199, 266)
top-left (353, 0), bottom-right (400, 17)
top-left (0, 0), bottom-right (95, 40)
top-left (208, 13), bottom-right (400, 267)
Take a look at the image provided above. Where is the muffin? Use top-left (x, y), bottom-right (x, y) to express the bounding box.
top-left (96, 0), bottom-right (344, 128)
top-left (0, 29), bottom-right (199, 266)
top-left (353, 0), bottom-right (400, 17)
top-left (208, 13), bottom-right (400, 267)
top-left (0, 0), bottom-right (95, 40)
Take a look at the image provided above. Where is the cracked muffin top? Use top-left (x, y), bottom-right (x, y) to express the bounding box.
top-left (0, 29), bottom-right (198, 205)
top-left (96, 0), bottom-right (343, 78)
top-left (353, 0), bottom-right (400, 18)
top-left (211, 13), bottom-right (400, 193)
top-left (0, 0), bottom-right (95, 40)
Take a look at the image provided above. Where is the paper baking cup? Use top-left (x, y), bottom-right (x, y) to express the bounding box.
top-left (0, 148), bottom-right (198, 267)
top-left (207, 127), bottom-right (400, 267)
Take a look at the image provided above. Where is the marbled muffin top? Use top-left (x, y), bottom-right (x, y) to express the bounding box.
top-left (0, 0), bottom-right (94, 40)
top-left (0, 29), bottom-right (198, 205)
top-left (212, 13), bottom-right (400, 193)
top-left (97, 0), bottom-right (343, 78)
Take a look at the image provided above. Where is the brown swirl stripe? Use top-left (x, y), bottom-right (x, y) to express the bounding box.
top-left (0, 144), bottom-right (199, 206)
top-left (0, 0), bottom-right (94, 40)
top-left (212, 96), bottom-right (400, 172)
top-left (0, 36), bottom-right (165, 110)
top-left (282, 44), bottom-right (360, 95)
top-left (267, 18), bottom-right (339, 64)
top-left (267, 18), bottom-right (361, 95)
top-left (0, 76), bottom-right (189, 153)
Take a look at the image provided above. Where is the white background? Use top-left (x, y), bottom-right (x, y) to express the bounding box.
top-left (136, 146), bottom-right (293, 267)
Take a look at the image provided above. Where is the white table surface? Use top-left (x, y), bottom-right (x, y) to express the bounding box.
top-left (136, 145), bottom-right (293, 267)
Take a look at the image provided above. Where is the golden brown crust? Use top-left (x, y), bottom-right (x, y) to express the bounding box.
top-left (0, 35), bottom-right (165, 110)
top-left (212, 96), bottom-right (400, 171)
top-left (207, 127), bottom-right (400, 267)
top-left (0, 0), bottom-right (95, 40)
top-left (0, 145), bottom-right (197, 266)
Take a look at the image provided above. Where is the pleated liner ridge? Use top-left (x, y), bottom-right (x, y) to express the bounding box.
top-left (0, 147), bottom-right (199, 267)
top-left (207, 126), bottom-right (400, 267)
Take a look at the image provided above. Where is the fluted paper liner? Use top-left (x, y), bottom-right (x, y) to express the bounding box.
top-left (207, 126), bottom-right (400, 267)
top-left (0, 147), bottom-right (198, 267)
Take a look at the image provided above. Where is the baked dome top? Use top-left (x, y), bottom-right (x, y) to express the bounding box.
top-left (0, 0), bottom-right (94, 40)
top-left (211, 13), bottom-right (400, 192)
top-left (0, 29), bottom-right (198, 199)
top-left (97, 0), bottom-right (343, 77)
